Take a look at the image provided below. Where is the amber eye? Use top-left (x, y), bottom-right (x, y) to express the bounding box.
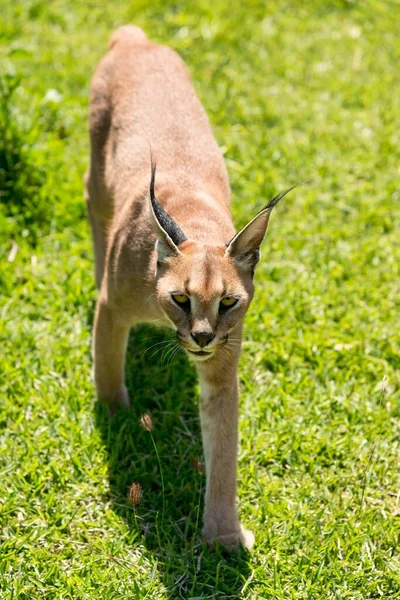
top-left (172, 294), bottom-right (190, 305)
top-left (220, 297), bottom-right (238, 308)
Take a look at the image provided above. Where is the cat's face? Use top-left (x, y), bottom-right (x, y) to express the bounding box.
top-left (149, 163), bottom-right (298, 360)
top-left (156, 242), bottom-right (254, 361)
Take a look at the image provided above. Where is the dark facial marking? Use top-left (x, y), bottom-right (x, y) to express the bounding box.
top-left (203, 252), bottom-right (214, 294)
top-left (132, 202), bottom-right (143, 219)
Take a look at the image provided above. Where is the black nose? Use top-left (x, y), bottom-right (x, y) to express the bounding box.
top-left (191, 331), bottom-right (214, 348)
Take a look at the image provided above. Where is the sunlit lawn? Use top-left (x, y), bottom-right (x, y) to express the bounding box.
top-left (1, 1), bottom-right (399, 598)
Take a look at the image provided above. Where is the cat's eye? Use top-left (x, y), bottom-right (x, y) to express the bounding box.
top-left (220, 297), bottom-right (238, 308)
top-left (172, 294), bottom-right (190, 306)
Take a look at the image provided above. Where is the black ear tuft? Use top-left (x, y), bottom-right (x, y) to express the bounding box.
top-left (150, 161), bottom-right (187, 247)
top-left (264, 180), bottom-right (307, 211)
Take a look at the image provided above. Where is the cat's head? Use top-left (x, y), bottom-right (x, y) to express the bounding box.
top-left (150, 164), bottom-right (298, 362)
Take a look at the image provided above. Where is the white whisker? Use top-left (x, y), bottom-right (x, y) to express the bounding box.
top-left (166, 345), bottom-right (183, 368)
top-left (141, 339), bottom-right (175, 358)
top-left (147, 341), bottom-right (175, 361)
top-left (225, 342), bottom-right (241, 356)
top-left (162, 343), bottom-right (178, 364)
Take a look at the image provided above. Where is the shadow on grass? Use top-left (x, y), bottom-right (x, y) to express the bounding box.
top-left (94, 324), bottom-right (252, 599)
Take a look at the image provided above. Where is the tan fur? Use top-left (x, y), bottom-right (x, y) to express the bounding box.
top-left (86, 25), bottom-right (286, 550)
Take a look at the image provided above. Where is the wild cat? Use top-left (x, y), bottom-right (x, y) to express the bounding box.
top-left (86, 25), bottom-right (297, 550)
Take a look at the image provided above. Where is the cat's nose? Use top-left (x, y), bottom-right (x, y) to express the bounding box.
top-left (191, 331), bottom-right (214, 348)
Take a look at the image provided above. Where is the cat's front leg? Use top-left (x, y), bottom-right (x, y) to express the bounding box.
top-left (197, 357), bottom-right (255, 551)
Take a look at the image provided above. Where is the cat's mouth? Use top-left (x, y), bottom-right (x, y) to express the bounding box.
top-left (176, 333), bottom-right (216, 359)
top-left (187, 349), bottom-right (213, 357)
top-left (177, 333), bottom-right (228, 360)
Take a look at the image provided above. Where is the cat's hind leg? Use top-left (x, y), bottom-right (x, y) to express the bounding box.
top-left (84, 171), bottom-right (111, 290)
top-left (93, 299), bottom-right (130, 410)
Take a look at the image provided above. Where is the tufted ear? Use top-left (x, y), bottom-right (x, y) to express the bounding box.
top-left (149, 161), bottom-right (187, 260)
top-left (225, 183), bottom-right (301, 272)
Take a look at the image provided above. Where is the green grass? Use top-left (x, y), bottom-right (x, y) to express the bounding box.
top-left (1, 1), bottom-right (400, 598)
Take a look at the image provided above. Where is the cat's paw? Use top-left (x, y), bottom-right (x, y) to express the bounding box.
top-left (205, 524), bottom-right (255, 551)
top-left (114, 384), bottom-right (131, 409)
top-left (98, 385), bottom-right (130, 413)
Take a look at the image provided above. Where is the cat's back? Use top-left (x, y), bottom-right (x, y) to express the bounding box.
top-left (90, 25), bottom-right (230, 206)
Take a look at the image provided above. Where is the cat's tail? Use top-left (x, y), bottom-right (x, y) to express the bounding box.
top-left (108, 25), bottom-right (148, 50)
